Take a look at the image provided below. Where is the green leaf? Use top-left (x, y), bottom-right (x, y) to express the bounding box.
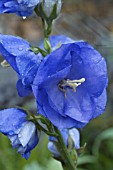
top-left (92, 128), bottom-right (113, 156)
top-left (77, 156), bottom-right (97, 165)
top-left (46, 159), bottom-right (63, 170)
top-left (24, 161), bottom-right (43, 170)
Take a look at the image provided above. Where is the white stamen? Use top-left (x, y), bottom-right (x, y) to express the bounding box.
top-left (66, 78), bottom-right (85, 90)
top-left (58, 78), bottom-right (85, 96)
top-left (67, 78), bottom-right (85, 84)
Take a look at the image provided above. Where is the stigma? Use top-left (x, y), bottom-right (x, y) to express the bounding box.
top-left (58, 78), bottom-right (85, 97)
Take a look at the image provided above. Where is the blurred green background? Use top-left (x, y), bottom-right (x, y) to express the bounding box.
top-left (0, 0), bottom-right (113, 169)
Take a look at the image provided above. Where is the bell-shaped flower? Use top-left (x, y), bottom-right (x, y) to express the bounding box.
top-left (48, 128), bottom-right (80, 157)
top-left (32, 35), bottom-right (108, 129)
top-left (0, 108), bottom-right (38, 159)
top-left (0, 0), bottom-right (40, 17)
top-left (0, 34), bottom-right (43, 97)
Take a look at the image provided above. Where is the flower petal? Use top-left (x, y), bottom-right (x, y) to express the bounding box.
top-left (64, 87), bottom-right (94, 122)
top-left (93, 89), bottom-right (107, 118)
top-left (16, 79), bottom-right (32, 97)
top-left (0, 108), bottom-right (26, 135)
top-left (18, 121), bottom-right (36, 147)
top-left (0, 0), bottom-right (39, 16)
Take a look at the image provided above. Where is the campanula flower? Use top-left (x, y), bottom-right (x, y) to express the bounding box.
top-left (48, 128), bottom-right (80, 157)
top-left (0, 0), bottom-right (40, 17)
top-left (33, 35), bottom-right (108, 129)
top-left (0, 34), bottom-right (43, 97)
top-left (0, 108), bottom-right (38, 159)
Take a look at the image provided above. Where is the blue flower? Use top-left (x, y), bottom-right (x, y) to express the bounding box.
top-left (0, 0), bottom-right (39, 17)
top-left (0, 108), bottom-right (38, 159)
top-left (48, 128), bottom-right (80, 157)
top-left (32, 35), bottom-right (108, 129)
top-left (0, 34), bottom-right (43, 97)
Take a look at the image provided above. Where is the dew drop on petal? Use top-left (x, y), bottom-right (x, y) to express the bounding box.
top-left (18, 47), bottom-right (23, 51)
top-left (18, 134), bottom-right (21, 138)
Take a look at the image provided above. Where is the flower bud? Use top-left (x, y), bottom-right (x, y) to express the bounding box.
top-left (37, 0), bottom-right (62, 22)
top-left (0, 108), bottom-right (39, 159)
top-left (48, 128), bottom-right (80, 158)
top-left (43, 0), bottom-right (62, 18)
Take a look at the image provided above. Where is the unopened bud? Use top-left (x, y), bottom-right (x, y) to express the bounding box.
top-left (43, 0), bottom-right (62, 18)
top-left (37, 0), bottom-right (62, 22)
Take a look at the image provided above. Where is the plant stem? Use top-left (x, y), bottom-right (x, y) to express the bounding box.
top-left (31, 115), bottom-right (57, 137)
top-left (54, 126), bottom-right (77, 170)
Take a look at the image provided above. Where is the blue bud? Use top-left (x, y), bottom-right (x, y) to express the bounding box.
top-left (0, 108), bottom-right (39, 159)
top-left (48, 128), bottom-right (80, 157)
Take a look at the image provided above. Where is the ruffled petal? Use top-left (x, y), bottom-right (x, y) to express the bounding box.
top-left (64, 87), bottom-right (94, 122)
top-left (92, 89), bottom-right (107, 118)
top-left (0, 34), bottom-right (43, 96)
top-left (0, 108), bottom-right (26, 135)
top-left (68, 46), bottom-right (108, 97)
top-left (0, 34), bottom-right (30, 73)
top-left (16, 79), bottom-right (32, 97)
top-left (33, 43), bottom-right (80, 85)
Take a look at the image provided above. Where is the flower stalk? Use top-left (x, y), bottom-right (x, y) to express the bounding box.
top-left (54, 126), bottom-right (77, 170)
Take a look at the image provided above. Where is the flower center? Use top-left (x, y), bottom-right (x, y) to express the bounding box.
top-left (58, 78), bottom-right (85, 97)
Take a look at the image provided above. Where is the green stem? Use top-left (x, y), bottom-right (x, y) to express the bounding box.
top-left (54, 126), bottom-right (77, 170)
top-left (42, 18), bottom-right (47, 38)
top-left (31, 115), bottom-right (57, 137)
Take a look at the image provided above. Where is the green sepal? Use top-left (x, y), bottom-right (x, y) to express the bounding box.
top-left (68, 134), bottom-right (75, 151)
top-left (69, 149), bottom-right (78, 164)
top-left (44, 38), bottom-right (52, 53)
top-left (49, 4), bottom-right (58, 22)
top-left (77, 143), bottom-right (87, 155)
top-left (35, 3), bottom-right (58, 23)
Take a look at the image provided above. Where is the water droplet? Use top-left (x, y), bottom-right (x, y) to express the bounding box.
top-left (18, 134), bottom-right (21, 138)
top-left (22, 16), bottom-right (27, 20)
top-left (9, 131), bottom-right (14, 135)
top-left (18, 47), bottom-right (23, 51)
